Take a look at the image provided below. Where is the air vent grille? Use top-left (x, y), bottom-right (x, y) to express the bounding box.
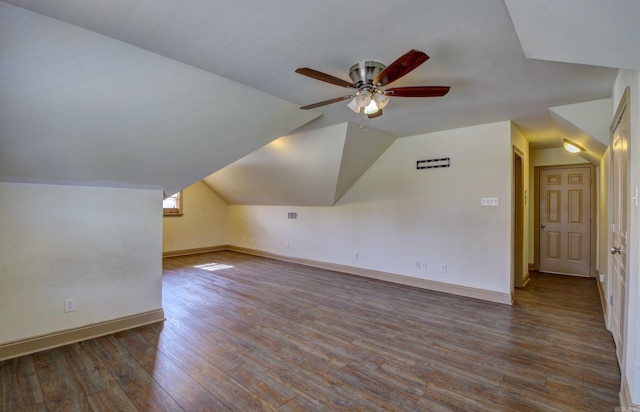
top-left (417, 157), bottom-right (450, 170)
top-left (287, 212), bottom-right (298, 220)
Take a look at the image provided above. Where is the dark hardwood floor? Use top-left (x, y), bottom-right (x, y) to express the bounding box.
top-left (1, 251), bottom-right (620, 411)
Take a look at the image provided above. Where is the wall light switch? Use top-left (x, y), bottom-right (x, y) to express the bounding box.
top-left (480, 197), bottom-right (500, 206)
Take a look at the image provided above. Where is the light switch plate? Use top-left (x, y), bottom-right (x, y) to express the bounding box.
top-left (480, 197), bottom-right (499, 206)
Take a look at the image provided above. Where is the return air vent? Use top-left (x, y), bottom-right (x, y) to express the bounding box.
top-left (417, 157), bottom-right (450, 170)
top-left (287, 212), bottom-right (298, 220)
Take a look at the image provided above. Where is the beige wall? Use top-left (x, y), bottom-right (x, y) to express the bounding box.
top-left (163, 181), bottom-right (228, 253)
top-left (228, 121), bottom-right (514, 297)
top-left (531, 147), bottom-right (589, 168)
top-left (0, 182), bottom-right (163, 344)
top-left (511, 124), bottom-right (530, 288)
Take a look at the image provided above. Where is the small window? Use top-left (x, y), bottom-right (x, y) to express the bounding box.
top-left (163, 191), bottom-right (183, 216)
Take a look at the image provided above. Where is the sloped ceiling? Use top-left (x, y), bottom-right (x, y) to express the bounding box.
top-left (335, 124), bottom-right (397, 204)
top-left (504, 0), bottom-right (640, 70)
top-left (1, 0), bottom-right (624, 142)
top-left (0, 3), bottom-right (319, 195)
top-left (550, 99), bottom-right (612, 146)
top-left (546, 98), bottom-right (612, 165)
top-left (548, 111), bottom-right (607, 165)
top-left (1, 0), bottom-right (638, 205)
top-left (203, 123), bottom-right (396, 206)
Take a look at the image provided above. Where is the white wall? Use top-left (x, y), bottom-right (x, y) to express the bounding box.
top-left (163, 181), bottom-right (228, 253)
top-left (613, 69), bottom-right (640, 406)
top-left (229, 121), bottom-right (513, 296)
top-left (0, 182), bottom-right (163, 344)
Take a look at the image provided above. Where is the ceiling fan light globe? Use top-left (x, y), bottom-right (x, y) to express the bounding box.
top-left (363, 100), bottom-right (380, 115)
top-left (347, 97), bottom-right (361, 113)
top-left (373, 92), bottom-right (390, 109)
top-left (356, 91), bottom-right (372, 107)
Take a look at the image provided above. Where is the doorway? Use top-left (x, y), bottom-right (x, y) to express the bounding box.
top-left (535, 164), bottom-right (595, 276)
top-left (513, 149), bottom-right (526, 288)
top-left (609, 86), bottom-right (629, 364)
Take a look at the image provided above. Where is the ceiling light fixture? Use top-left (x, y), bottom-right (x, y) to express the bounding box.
top-left (349, 90), bottom-right (390, 115)
top-left (563, 139), bottom-right (584, 153)
top-left (347, 96), bottom-right (361, 113)
top-left (356, 90), bottom-right (373, 107)
top-left (296, 50), bottom-right (451, 120)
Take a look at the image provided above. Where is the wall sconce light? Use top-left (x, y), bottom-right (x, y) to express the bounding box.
top-left (563, 139), bottom-right (584, 153)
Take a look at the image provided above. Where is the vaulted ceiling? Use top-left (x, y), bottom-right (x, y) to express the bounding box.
top-left (205, 123), bottom-right (396, 206)
top-left (1, 0), bottom-right (638, 204)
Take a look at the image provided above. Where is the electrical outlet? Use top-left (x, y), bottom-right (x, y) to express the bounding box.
top-left (439, 264), bottom-right (447, 273)
top-left (420, 260), bottom-right (427, 270)
top-left (353, 251), bottom-right (359, 260)
top-left (64, 298), bottom-right (75, 313)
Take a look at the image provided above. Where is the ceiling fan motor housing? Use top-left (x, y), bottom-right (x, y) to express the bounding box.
top-left (349, 61), bottom-right (385, 90)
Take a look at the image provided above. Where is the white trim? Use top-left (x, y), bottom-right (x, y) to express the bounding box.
top-left (0, 309), bottom-right (165, 361)
top-left (0, 176), bottom-right (164, 191)
top-left (620, 376), bottom-right (637, 411)
top-left (162, 245), bottom-right (228, 258)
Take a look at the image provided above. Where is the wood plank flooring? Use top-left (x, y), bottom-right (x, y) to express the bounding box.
top-left (1, 251), bottom-right (620, 411)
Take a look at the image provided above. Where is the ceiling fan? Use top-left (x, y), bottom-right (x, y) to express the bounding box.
top-left (295, 49), bottom-right (450, 119)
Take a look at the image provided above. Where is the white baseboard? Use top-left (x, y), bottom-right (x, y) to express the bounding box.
top-left (0, 309), bottom-right (165, 361)
top-left (596, 272), bottom-right (608, 319)
top-left (163, 245), bottom-right (228, 258)
top-left (228, 246), bottom-right (512, 305)
top-left (620, 376), bottom-right (639, 411)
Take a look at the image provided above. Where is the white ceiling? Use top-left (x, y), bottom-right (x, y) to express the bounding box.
top-left (0, 2), bottom-right (319, 196)
top-left (2, 0), bottom-right (633, 142)
top-left (1, 0), bottom-right (638, 203)
top-left (205, 123), bottom-right (396, 206)
top-left (505, 0), bottom-right (640, 70)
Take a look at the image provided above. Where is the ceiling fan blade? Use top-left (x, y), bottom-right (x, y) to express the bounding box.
top-left (385, 86), bottom-right (450, 97)
top-left (295, 68), bottom-right (356, 89)
top-left (299, 95), bottom-right (353, 110)
top-left (367, 109), bottom-right (383, 119)
top-left (374, 49), bottom-right (429, 86)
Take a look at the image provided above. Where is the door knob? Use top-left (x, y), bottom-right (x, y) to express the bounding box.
top-left (541, 224), bottom-right (546, 229)
top-left (611, 246), bottom-right (622, 255)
